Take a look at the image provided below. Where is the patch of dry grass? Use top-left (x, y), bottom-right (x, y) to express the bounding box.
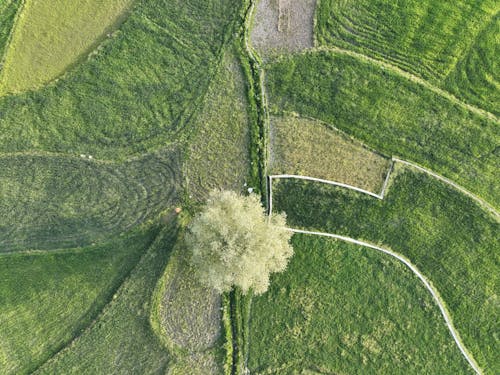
top-left (269, 114), bottom-right (391, 193)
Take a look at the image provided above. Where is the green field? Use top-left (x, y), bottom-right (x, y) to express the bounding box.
top-left (265, 51), bottom-right (499, 208)
top-left (35, 223), bottom-right (179, 374)
top-left (269, 114), bottom-right (391, 193)
top-left (0, 0), bottom-right (133, 94)
top-left (315, 0), bottom-right (499, 115)
top-left (0, 0), bottom-right (242, 160)
top-left (0, 0), bottom-right (20, 56)
top-left (249, 234), bottom-right (472, 374)
top-left (272, 166), bottom-right (499, 373)
top-left (0, 225), bottom-right (159, 374)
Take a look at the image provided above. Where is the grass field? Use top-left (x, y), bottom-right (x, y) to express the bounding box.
top-left (265, 51), bottom-right (499, 208)
top-left (315, 0), bottom-right (498, 81)
top-left (248, 234), bottom-right (472, 374)
top-left (0, 0), bottom-right (21, 57)
top-left (269, 114), bottom-right (391, 193)
top-left (0, 0), bottom-right (242, 160)
top-left (185, 46), bottom-right (251, 201)
top-left (0, 151), bottom-right (180, 252)
top-left (0, 0), bottom-right (133, 94)
top-left (444, 13), bottom-right (500, 116)
top-left (272, 166), bottom-right (499, 373)
top-left (0, 225), bottom-right (159, 375)
top-left (34, 222), bottom-right (179, 374)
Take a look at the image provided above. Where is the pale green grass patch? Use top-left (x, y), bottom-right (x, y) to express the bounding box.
top-left (0, 0), bottom-right (133, 94)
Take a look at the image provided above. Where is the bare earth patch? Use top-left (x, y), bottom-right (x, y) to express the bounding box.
top-left (250, 0), bottom-right (316, 54)
top-left (269, 114), bottom-right (391, 194)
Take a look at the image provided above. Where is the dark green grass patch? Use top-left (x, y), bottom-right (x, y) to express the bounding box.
top-left (0, 0), bottom-right (21, 57)
top-left (315, 0), bottom-right (497, 84)
top-left (272, 167), bottom-right (499, 373)
top-left (444, 13), bottom-right (500, 116)
top-left (0, 0), bottom-right (242, 160)
top-left (35, 221), bottom-right (179, 375)
top-left (265, 51), bottom-right (499, 207)
top-left (249, 234), bottom-right (473, 374)
top-left (0, 151), bottom-right (180, 252)
top-left (0, 225), bottom-right (159, 375)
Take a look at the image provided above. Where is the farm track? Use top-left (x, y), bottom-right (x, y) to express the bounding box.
top-left (312, 46), bottom-right (499, 123)
top-left (286, 228), bottom-right (483, 375)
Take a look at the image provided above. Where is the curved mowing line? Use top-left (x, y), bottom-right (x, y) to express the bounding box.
top-left (286, 227), bottom-right (483, 375)
top-left (312, 46), bottom-right (499, 123)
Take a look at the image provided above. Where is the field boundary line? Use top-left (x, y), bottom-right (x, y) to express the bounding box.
top-left (286, 227), bottom-right (483, 375)
top-left (392, 157), bottom-right (499, 219)
top-left (311, 46), bottom-right (499, 123)
top-left (0, 0), bottom-right (26, 75)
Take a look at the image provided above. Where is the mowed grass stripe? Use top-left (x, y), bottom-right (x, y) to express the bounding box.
top-left (0, 225), bottom-right (159, 375)
top-left (264, 51), bottom-right (500, 208)
top-left (248, 234), bottom-right (473, 374)
top-left (271, 167), bottom-right (499, 373)
top-left (0, 0), bottom-right (133, 94)
top-left (0, 150), bottom-right (180, 252)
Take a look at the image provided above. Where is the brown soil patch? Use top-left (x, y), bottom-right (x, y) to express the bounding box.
top-left (250, 0), bottom-right (317, 54)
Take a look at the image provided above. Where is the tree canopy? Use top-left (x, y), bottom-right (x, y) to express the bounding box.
top-left (186, 190), bottom-right (293, 295)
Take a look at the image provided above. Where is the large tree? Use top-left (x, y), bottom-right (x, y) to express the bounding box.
top-left (186, 190), bottom-right (293, 295)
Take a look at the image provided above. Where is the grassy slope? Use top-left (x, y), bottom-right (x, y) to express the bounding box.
top-left (0, 0), bottom-right (133, 94)
top-left (0, 151), bottom-right (180, 252)
top-left (0, 0), bottom-right (240, 160)
top-left (0, 225), bottom-right (159, 375)
top-left (0, 0), bottom-right (20, 57)
top-left (185, 46), bottom-right (251, 201)
top-left (272, 167), bottom-right (499, 373)
top-left (265, 51), bottom-right (499, 208)
top-left (444, 13), bottom-right (500, 116)
top-left (35, 222), bottom-right (179, 375)
top-left (270, 114), bottom-right (391, 193)
top-left (249, 234), bottom-right (472, 374)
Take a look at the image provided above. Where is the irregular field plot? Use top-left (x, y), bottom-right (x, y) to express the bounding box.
top-left (272, 167), bottom-right (500, 372)
top-left (249, 234), bottom-right (472, 374)
top-left (315, 0), bottom-right (498, 83)
top-left (0, 0), bottom-right (133, 94)
top-left (265, 51), bottom-right (500, 207)
top-left (186, 47), bottom-right (250, 201)
top-left (269, 114), bottom-right (391, 193)
top-left (0, 226), bottom-right (158, 375)
top-left (154, 248), bottom-right (222, 375)
top-left (250, 0), bottom-right (316, 54)
top-left (0, 151), bottom-right (179, 252)
top-left (0, 0), bottom-right (242, 160)
top-left (36, 223), bottom-right (179, 375)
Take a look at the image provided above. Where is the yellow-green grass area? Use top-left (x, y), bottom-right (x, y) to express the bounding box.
top-left (0, 0), bottom-right (21, 57)
top-left (264, 51), bottom-right (500, 208)
top-left (248, 234), bottom-right (473, 374)
top-left (0, 0), bottom-right (243, 160)
top-left (0, 224), bottom-right (159, 375)
top-left (151, 244), bottom-right (222, 375)
top-left (269, 114), bottom-right (391, 193)
top-left (185, 46), bottom-right (251, 201)
top-left (444, 13), bottom-right (500, 116)
top-left (0, 151), bottom-right (180, 252)
top-left (0, 0), bottom-right (133, 95)
top-left (272, 166), bottom-right (500, 373)
top-left (35, 221), bottom-right (180, 374)
top-left (315, 0), bottom-right (498, 83)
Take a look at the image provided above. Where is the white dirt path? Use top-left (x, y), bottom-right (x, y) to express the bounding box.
top-left (287, 227), bottom-right (483, 375)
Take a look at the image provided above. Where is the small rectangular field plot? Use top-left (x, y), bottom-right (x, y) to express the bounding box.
top-left (250, 0), bottom-right (316, 54)
top-left (269, 115), bottom-right (391, 194)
